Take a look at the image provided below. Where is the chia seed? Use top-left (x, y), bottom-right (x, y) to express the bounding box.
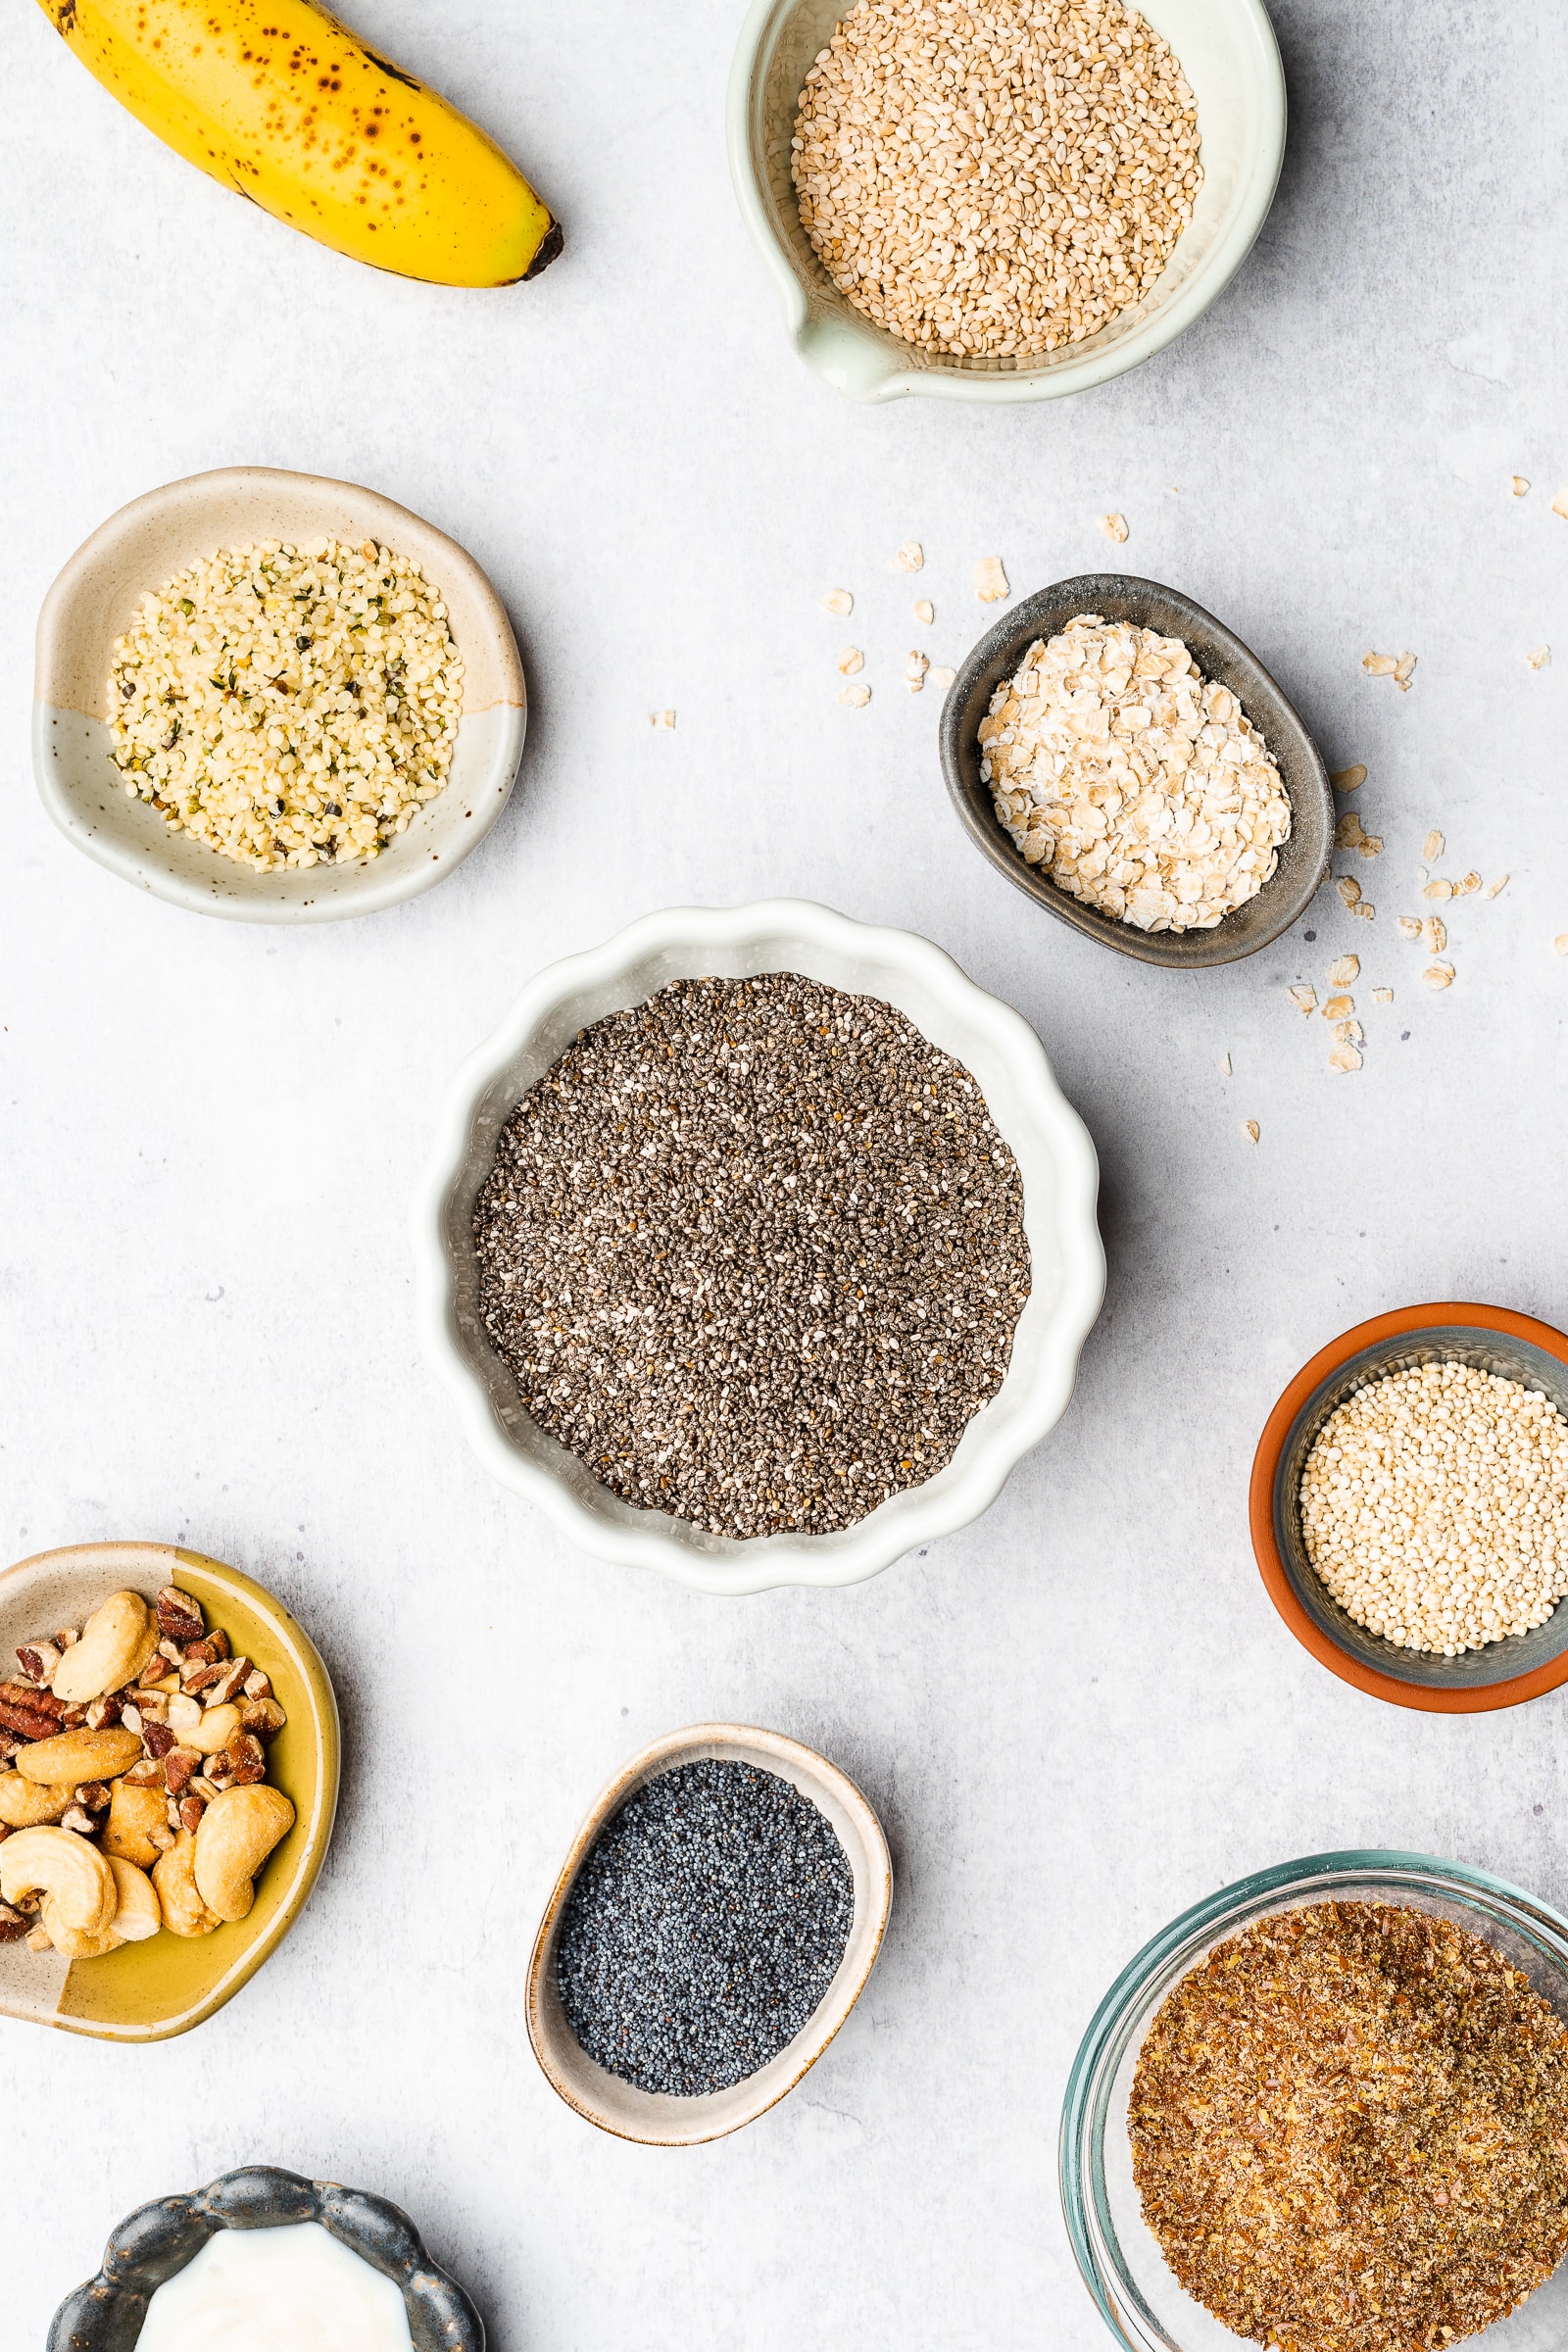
top-left (556, 1758), bottom-right (856, 2097)
top-left (471, 971), bottom-right (1030, 1541)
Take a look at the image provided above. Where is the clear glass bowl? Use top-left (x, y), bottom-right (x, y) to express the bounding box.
top-left (1060, 1850), bottom-right (1568, 2352)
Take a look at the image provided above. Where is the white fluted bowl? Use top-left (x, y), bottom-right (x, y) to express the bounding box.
top-left (414, 900), bottom-right (1103, 1593)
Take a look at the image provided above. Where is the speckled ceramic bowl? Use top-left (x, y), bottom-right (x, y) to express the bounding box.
top-left (527, 1723), bottom-right (893, 2145)
top-left (941, 574), bottom-right (1333, 967)
top-left (727, 0), bottom-right (1285, 403)
top-left (49, 2166), bottom-right (484, 2349)
top-left (33, 466), bottom-right (526, 922)
top-left (0, 1542), bottom-right (338, 2040)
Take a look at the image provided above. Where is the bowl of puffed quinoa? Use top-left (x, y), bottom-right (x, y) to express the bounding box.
top-left (1250, 1301), bottom-right (1568, 1712)
top-left (941, 573), bottom-right (1332, 966)
top-left (727, 0), bottom-right (1285, 403)
top-left (32, 466), bottom-right (525, 923)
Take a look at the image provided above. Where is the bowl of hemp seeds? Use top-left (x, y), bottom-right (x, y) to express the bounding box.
top-left (941, 574), bottom-right (1334, 967)
top-left (1062, 1848), bottom-right (1568, 2352)
top-left (726, 0), bottom-right (1285, 403)
top-left (32, 466), bottom-right (526, 923)
top-left (415, 897), bottom-right (1104, 1593)
top-left (526, 1722), bottom-right (892, 2144)
top-left (1250, 1300), bottom-right (1568, 1714)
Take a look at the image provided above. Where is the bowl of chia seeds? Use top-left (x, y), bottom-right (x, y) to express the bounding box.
top-left (527, 1722), bottom-right (892, 2144)
top-left (415, 898), bottom-right (1103, 1593)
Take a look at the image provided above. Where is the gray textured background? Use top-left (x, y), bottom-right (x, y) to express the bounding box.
top-left (4, 0), bottom-right (1567, 2342)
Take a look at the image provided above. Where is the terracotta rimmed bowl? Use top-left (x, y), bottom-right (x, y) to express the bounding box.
top-left (1250, 1303), bottom-right (1568, 1713)
top-left (49, 2165), bottom-right (483, 2349)
top-left (727, 0), bottom-right (1285, 404)
top-left (415, 896), bottom-right (1104, 1593)
top-left (940, 574), bottom-right (1333, 968)
top-left (527, 1723), bottom-right (892, 2145)
top-left (33, 466), bottom-right (526, 923)
top-left (0, 1542), bottom-right (339, 2038)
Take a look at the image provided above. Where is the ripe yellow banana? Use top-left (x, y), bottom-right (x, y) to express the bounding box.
top-left (36, 0), bottom-right (562, 286)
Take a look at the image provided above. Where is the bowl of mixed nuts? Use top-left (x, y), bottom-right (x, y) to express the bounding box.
top-left (941, 574), bottom-right (1333, 966)
top-left (0, 1540), bottom-right (339, 2038)
top-left (1250, 1301), bottom-right (1568, 1713)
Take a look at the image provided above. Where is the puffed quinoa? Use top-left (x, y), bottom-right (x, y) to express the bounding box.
top-left (1300, 1360), bottom-right (1568, 1653)
top-left (792, 0), bottom-right (1201, 359)
top-left (980, 616), bottom-right (1291, 933)
top-left (108, 539), bottom-right (463, 872)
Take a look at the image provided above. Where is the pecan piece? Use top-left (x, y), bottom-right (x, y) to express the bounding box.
top-left (52, 1629), bottom-right (80, 1653)
top-left (60, 1705), bottom-right (89, 1729)
top-left (75, 1782), bottom-right (111, 1812)
top-left (60, 1804), bottom-right (96, 1836)
top-left (0, 1694), bottom-right (66, 1743)
top-left (142, 1722), bottom-right (176, 1760)
top-left (15, 1642), bottom-right (61, 1687)
top-left (121, 1758), bottom-right (164, 1788)
top-left (156, 1587), bottom-right (205, 1645)
top-left (84, 1694), bottom-right (124, 1731)
top-left (242, 1669), bottom-right (272, 1702)
top-left (223, 1733), bottom-right (268, 1787)
top-left (204, 1657), bottom-right (250, 1709)
top-left (163, 1747), bottom-right (200, 1796)
top-left (178, 1794), bottom-right (207, 1837)
top-left (0, 1900), bottom-right (25, 1942)
top-left (240, 1697), bottom-right (287, 1739)
top-left (182, 1660), bottom-right (228, 1696)
top-left (0, 1679), bottom-right (64, 1721)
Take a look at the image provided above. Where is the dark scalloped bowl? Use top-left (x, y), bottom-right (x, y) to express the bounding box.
top-left (48, 2166), bottom-right (484, 2351)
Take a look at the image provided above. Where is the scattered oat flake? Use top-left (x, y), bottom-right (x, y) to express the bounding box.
top-left (1423, 916), bottom-right (1446, 954)
top-left (1336, 875), bottom-right (1361, 906)
top-left (1335, 812), bottom-right (1367, 850)
top-left (1327, 955), bottom-right (1359, 986)
top-left (1363, 652), bottom-right (1398, 676)
top-left (929, 665), bottom-right (956, 691)
top-left (1288, 985), bottom-right (1317, 1015)
top-left (837, 646), bottom-right (864, 675)
top-left (1528, 645), bottom-right (1551, 669)
top-left (1396, 915), bottom-right (1422, 939)
top-left (1423, 830), bottom-right (1445, 861)
top-left (821, 588), bottom-right (854, 616)
top-left (1332, 1018), bottom-right (1364, 1045)
top-left (895, 541), bottom-right (924, 573)
top-left (649, 710), bottom-right (675, 729)
top-left (1423, 878), bottom-right (1453, 901)
top-left (1455, 871), bottom-right (1481, 896)
top-left (974, 557), bottom-right (1009, 604)
top-left (1395, 654), bottom-right (1417, 688)
top-left (1424, 962), bottom-right (1454, 989)
top-left (1101, 513), bottom-right (1129, 543)
top-left (840, 682), bottom-right (871, 709)
top-left (1328, 1044), bottom-right (1362, 1073)
top-left (1322, 993), bottom-right (1354, 1021)
top-left (1220, 1052), bottom-right (1232, 1076)
top-left (1330, 764), bottom-right (1367, 792)
top-left (1351, 900), bottom-right (1376, 921)
top-left (1553, 494), bottom-right (1568, 521)
top-left (1372, 986), bottom-right (1394, 1004)
top-left (1243, 1120), bottom-right (1260, 1143)
top-left (1484, 873), bottom-right (1509, 899)
top-left (1512, 476), bottom-right (1530, 497)
top-left (1555, 935), bottom-right (1568, 957)
top-left (913, 600), bottom-right (934, 626)
top-left (905, 651), bottom-right (930, 693)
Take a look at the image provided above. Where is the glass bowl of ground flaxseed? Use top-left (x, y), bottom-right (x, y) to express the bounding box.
top-left (1061, 1850), bottom-right (1568, 2352)
top-left (415, 898), bottom-right (1104, 1594)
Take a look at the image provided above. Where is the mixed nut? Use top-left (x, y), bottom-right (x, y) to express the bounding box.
top-left (0, 1585), bottom-right (294, 1955)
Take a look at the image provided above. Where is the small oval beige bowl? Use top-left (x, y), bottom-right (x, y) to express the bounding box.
top-left (0, 1541), bottom-right (339, 2040)
top-left (527, 1723), bottom-right (892, 2145)
top-left (32, 466), bottom-right (526, 922)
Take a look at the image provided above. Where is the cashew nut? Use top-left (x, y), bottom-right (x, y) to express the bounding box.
top-left (51, 1590), bottom-right (158, 1705)
top-left (0, 1775), bottom-right (77, 1830)
top-left (193, 1784), bottom-right (296, 1923)
top-left (17, 1727), bottom-right (143, 1787)
top-left (103, 1775), bottom-right (170, 1867)
top-left (104, 1855), bottom-right (162, 1945)
top-left (188, 1701), bottom-right (241, 1756)
top-left (0, 1825), bottom-right (119, 1958)
top-left (153, 1829), bottom-right (220, 1937)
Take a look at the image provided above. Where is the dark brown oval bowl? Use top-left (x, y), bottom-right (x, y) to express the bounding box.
top-left (1250, 1302), bottom-right (1568, 1714)
top-left (939, 573), bottom-right (1332, 968)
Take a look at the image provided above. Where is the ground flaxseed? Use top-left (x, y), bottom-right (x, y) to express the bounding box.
top-left (556, 1759), bottom-right (855, 2097)
top-left (471, 972), bottom-right (1030, 1542)
top-left (1130, 1901), bottom-right (1568, 2352)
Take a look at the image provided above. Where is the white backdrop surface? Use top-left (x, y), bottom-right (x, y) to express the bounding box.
top-left (3, 0), bottom-right (1568, 2343)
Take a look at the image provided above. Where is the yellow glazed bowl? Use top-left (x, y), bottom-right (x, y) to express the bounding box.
top-left (0, 1542), bottom-right (339, 2041)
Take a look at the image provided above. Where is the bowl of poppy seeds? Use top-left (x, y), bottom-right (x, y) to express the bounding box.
top-left (526, 1723), bottom-right (893, 2144)
top-left (416, 898), bottom-right (1104, 1592)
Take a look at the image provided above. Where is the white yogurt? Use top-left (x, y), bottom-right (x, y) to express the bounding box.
top-left (137, 2220), bottom-right (415, 2352)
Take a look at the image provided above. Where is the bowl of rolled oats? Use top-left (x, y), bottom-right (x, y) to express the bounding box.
top-left (416, 897), bottom-right (1104, 1593)
top-left (941, 574), bottom-right (1332, 965)
top-left (32, 466), bottom-right (526, 923)
top-left (1062, 1847), bottom-right (1568, 2352)
top-left (1250, 1302), bottom-right (1568, 1712)
top-left (727, 0), bottom-right (1285, 403)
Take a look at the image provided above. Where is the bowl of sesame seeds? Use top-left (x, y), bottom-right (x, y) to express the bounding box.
top-left (942, 574), bottom-right (1333, 964)
top-left (32, 466), bottom-right (525, 923)
top-left (415, 897), bottom-right (1103, 1593)
top-left (1250, 1302), bottom-right (1568, 1713)
top-left (727, 0), bottom-right (1286, 403)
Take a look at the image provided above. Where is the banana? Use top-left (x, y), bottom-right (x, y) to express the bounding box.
top-left (36, 0), bottom-right (562, 286)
